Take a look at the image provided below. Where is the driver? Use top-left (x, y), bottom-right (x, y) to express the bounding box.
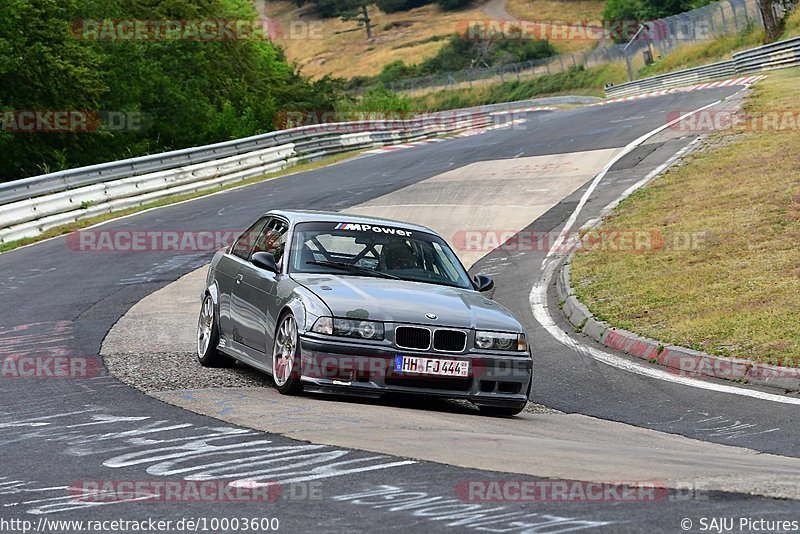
top-left (381, 241), bottom-right (418, 270)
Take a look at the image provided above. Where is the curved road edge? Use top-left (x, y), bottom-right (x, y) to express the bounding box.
top-left (557, 260), bottom-right (800, 393)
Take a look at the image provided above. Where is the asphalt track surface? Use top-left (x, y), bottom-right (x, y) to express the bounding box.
top-left (1, 86), bottom-right (798, 533)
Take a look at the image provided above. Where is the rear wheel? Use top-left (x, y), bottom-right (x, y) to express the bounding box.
top-left (197, 294), bottom-right (235, 368)
top-left (272, 313), bottom-right (302, 395)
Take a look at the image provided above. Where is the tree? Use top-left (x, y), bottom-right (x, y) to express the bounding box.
top-left (435, 0), bottom-right (472, 10)
top-left (758, 0), bottom-right (783, 41)
top-left (0, 0), bottom-right (345, 181)
top-left (338, 0), bottom-right (373, 39)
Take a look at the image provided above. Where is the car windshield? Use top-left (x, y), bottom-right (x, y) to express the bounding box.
top-left (289, 221), bottom-right (473, 289)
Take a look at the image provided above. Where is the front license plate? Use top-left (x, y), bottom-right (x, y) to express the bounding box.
top-left (394, 355), bottom-right (469, 377)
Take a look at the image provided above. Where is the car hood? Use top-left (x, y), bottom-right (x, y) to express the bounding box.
top-left (290, 273), bottom-right (523, 332)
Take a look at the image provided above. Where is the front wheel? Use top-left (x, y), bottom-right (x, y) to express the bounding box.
top-left (272, 313), bottom-right (302, 395)
top-left (197, 294), bottom-right (235, 368)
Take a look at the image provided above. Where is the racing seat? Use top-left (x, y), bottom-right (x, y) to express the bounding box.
top-left (381, 241), bottom-right (417, 270)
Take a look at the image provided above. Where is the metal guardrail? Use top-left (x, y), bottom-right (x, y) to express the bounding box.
top-left (379, 0), bottom-right (761, 96)
top-left (0, 97), bottom-right (593, 244)
top-left (604, 60), bottom-right (737, 97)
top-left (734, 35), bottom-right (800, 72)
top-left (605, 35), bottom-right (800, 98)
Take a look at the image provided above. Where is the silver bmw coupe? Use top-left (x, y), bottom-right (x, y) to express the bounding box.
top-left (197, 210), bottom-right (532, 416)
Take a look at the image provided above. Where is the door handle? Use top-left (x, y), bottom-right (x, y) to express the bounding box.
top-left (235, 274), bottom-right (243, 284)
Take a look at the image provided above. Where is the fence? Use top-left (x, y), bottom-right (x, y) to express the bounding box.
top-left (605, 35), bottom-right (800, 97)
top-left (381, 0), bottom-right (763, 96)
top-left (0, 97), bottom-right (598, 244)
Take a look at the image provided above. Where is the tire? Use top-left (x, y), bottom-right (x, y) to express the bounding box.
top-left (197, 294), bottom-right (235, 368)
top-left (477, 404), bottom-right (526, 417)
top-left (272, 312), bottom-right (302, 395)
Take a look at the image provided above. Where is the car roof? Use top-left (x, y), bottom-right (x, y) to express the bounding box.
top-left (265, 209), bottom-right (437, 235)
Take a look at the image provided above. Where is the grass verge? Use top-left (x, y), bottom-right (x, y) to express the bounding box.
top-left (570, 68), bottom-right (800, 366)
top-left (638, 25), bottom-right (765, 78)
top-left (408, 62), bottom-right (627, 110)
top-left (0, 150), bottom-right (365, 254)
top-left (783, 8), bottom-right (800, 39)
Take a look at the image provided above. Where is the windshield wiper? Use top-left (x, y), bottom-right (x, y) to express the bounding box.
top-left (305, 260), bottom-right (400, 280)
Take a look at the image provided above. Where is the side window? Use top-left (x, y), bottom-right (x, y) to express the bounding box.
top-left (231, 218), bottom-right (269, 260)
top-left (252, 218), bottom-right (289, 266)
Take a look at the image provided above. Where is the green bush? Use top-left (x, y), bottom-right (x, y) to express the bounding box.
top-left (434, 0), bottom-right (472, 11)
top-left (375, 0), bottom-right (432, 14)
top-left (379, 60), bottom-right (420, 83)
top-left (337, 84), bottom-right (412, 113)
top-left (602, 0), bottom-right (715, 42)
top-left (418, 33), bottom-right (556, 75)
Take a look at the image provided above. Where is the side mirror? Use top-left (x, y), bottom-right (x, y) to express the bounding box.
top-left (251, 252), bottom-right (279, 273)
top-left (473, 274), bottom-right (494, 292)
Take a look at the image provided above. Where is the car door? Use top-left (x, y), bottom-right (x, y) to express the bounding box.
top-left (229, 217), bottom-right (289, 357)
top-left (216, 217), bottom-right (269, 340)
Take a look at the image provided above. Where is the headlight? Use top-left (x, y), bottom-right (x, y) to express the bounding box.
top-left (475, 331), bottom-right (526, 352)
top-left (311, 317), bottom-right (384, 340)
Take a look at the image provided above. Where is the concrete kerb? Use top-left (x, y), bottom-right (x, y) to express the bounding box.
top-left (558, 257), bottom-right (800, 392)
top-left (553, 141), bottom-right (800, 394)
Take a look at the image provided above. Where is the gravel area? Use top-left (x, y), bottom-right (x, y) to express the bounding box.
top-left (104, 351), bottom-right (271, 392)
top-left (103, 351), bottom-right (560, 414)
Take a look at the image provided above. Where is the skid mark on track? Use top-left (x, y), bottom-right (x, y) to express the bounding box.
top-left (118, 253), bottom-right (209, 285)
top-left (0, 321), bottom-right (73, 359)
top-left (646, 410), bottom-right (780, 441)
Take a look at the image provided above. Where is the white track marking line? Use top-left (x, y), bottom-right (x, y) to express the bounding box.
top-left (530, 91), bottom-right (800, 405)
top-left (543, 99), bottom-right (722, 260)
top-left (530, 264), bottom-right (800, 406)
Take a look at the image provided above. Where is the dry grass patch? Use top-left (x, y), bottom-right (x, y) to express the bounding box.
top-left (504, 0), bottom-right (605, 53)
top-left (505, 0), bottom-right (605, 22)
top-left (271, 3), bottom-right (489, 79)
top-left (570, 69), bottom-right (800, 366)
top-left (267, 0), bottom-right (602, 78)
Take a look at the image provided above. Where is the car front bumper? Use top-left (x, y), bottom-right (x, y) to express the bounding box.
top-left (298, 335), bottom-right (532, 408)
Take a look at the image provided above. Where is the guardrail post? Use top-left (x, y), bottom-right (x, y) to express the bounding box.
top-left (713, 7), bottom-right (720, 35)
top-left (625, 51), bottom-right (634, 82)
top-left (729, 0), bottom-right (740, 30)
top-left (719, 4), bottom-right (728, 32)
